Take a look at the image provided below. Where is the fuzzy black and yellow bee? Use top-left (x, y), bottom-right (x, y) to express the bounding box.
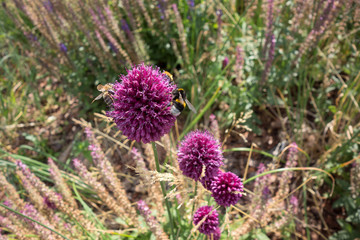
top-left (92, 83), bottom-right (115, 109)
top-left (163, 71), bottom-right (197, 116)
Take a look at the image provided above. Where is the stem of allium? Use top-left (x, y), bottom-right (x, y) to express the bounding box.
top-left (191, 182), bottom-right (197, 217)
top-left (151, 142), bottom-right (175, 240)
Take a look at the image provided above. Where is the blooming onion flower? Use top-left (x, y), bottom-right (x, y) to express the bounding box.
top-left (107, 64), bottom-right (176, 143)
top-left (177, 130), bottom-right (224, 181)
top-left (210, 171), bottom-right (244, 207)
top-left (193, 206), bottom-right (219, 235)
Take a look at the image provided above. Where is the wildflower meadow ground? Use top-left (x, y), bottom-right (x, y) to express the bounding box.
top-left (1, 0), bottom-right (360, 239)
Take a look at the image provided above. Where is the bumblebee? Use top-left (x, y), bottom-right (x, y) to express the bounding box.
top-left (171, 88), bottom-right (197, 116)
top-left (92, 83), bottom-right (115, 109)
top-left (162, 71), bottom-right (197, 116)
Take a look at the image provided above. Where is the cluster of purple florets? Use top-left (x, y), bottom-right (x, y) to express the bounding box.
top-left (106, 64), bottom-right (176, 144)
top-left (178, 130), bottom-right (244, 239)
top-left (177, 130), bottom-right (244, 207)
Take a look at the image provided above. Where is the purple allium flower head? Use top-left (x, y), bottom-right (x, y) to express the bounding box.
top-left (106, 64), bottom-right (176, 143)
top-left (193, 206), bottom-right (219, 235)
top-left (178, 130), bottom-right (224, 181)
top-left (210, 171), bottom-right (244, 207)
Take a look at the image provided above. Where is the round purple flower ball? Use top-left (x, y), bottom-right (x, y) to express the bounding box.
top-left (210, 171), bottom-right (244, 207)
top-left (107, 64), bottom-right (176, 143)
top-left (193, 206), bottom-right (219, 235)
top-left (177, 130), bottom-right (224, 181)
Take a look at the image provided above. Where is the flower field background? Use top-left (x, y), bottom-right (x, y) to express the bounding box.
top-left (0, 0), bottom-right (360, 239)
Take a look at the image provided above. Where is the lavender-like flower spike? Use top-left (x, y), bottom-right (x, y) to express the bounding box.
top-left (137, 200), bottom-right (169, 240)
top-left (193, 206), bottom-right (219, 235)
top-left (72, 158), bottom-right (134, 226)
top-left (107, 64), bottom-right (176, 143)
top-left (178, 130), bottom-right (224, 181)
top-left (0, 215), bottom-right (28, 240)
top-left (48, 158), bottom-right (77, 209)
top-left (210, 171), bottom-right (244, 207)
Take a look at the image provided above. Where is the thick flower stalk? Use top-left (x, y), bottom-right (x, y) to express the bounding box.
top-left (210, 171), bottom-right (244, 207)
top-left (137, 200), bottom-right (169, 240)
top-left (193, 206), bottom-right (219, 235)
top-left (107, 64), bottom-right (176, 143)
top-left (178, 131), bottom-right (224, 181)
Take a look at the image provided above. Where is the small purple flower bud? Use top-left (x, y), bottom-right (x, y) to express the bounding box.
top-left (121, 19), bottom-right (130, 32)
top-left (262, 186), bottom-right (271, 199)
top-left (187, 0), bottom-right (195, 8)
top-left (59, 43), bottom-right (67, 53)
top-left (222, 57), bottom-right (229, 69)
top-left (43, 193), bottom-right (62, 210)
top-left (43, 0), bottom-right (53, 12)
top-left (177, 130), bottom-right (224, 181)
top-left (193, 206), bottom-right (219, 235)
top-left (290, 195), bottom-right (298, 207)
top-left (210, 171), bottom-right (244, 207)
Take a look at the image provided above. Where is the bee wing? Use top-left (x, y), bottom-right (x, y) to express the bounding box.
top-left (185, 99), bottom-right (197, 113)
top-left (92, 93), bottom-right (103, 103)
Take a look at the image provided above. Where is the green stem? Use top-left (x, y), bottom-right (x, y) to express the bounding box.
top-left (0, 203), bottom-right (70, 240)
top-left (191, 182), bottom-right (198, 217)
top-left (303, 183), bottom-right (311, 239)
top-left (243, 167), bottom-right (334, 189)
top-left (152, 142), bottom-right (175, 240)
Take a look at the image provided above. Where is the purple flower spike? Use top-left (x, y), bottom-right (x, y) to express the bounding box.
top-left (177, 131), bottom-right (224, 181)
top-left (193, 206), bottom-right (219, 235)
top-left (107, 64), bottom-right (177, 143)
top-left (210, 171), bottom-right (244, 207)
